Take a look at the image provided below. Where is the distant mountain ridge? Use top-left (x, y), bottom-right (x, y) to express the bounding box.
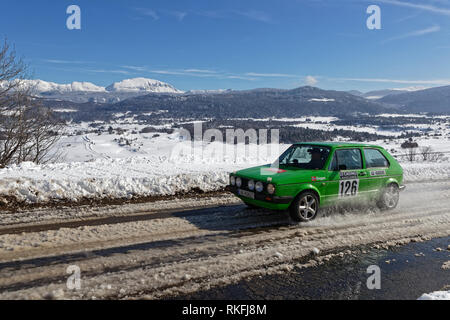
top-left (8, 77), bottom-right (450, 116)
top-left (349, 86), bottom-right (429, 100)
top-left (378, 85), bottom-right (450, 113)
top-left (0, 77), bottom-right (183, 103)
top-left (105, 85), bottom-right (396, 119)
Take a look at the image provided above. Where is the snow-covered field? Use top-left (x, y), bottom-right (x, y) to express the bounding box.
top-left (0, 115), bottom-right (449, 205)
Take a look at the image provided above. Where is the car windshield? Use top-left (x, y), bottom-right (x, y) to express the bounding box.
top-left (277, 145), bottom-right (331, 170)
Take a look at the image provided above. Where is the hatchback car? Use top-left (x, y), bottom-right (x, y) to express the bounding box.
top-left (227, 142), bottom-right (405, 222)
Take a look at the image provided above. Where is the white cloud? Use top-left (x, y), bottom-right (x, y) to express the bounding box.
top-left (171, 11), bottom-right (187, 21)
top-left (120, 66), bottom-right (256, 80)
top-left (305, 76), bottom-right (318, 86)
top-left (134, 8), bottom-right (159, 20)
top-left (83, 69), bottom-right (132, 75)
top-left (382, 25), bottom-right (440, 43)
top-left (245, 72), bottom-right (297, 78)
top-left (226, 75), bottom-right (257, 81)
top-left (150, 70), bottom-right (187, 75)
top-left (194, 10), bottom-right (273, 23)
top-left (331, 77), bottom-right (450, 86)
top-left (235, 10), bottom-right (273, 23)
top-left (183, 69), bottom-right (217, 74)
top-left (121, 65), bottom-right (148, 72)
top-left (43, 59), bottom-right (93, 64)
top-left (376, 0), bottom-right (450, 17)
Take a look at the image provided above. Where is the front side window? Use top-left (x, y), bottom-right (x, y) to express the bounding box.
top-left (364, 148), bottom-right (389, 168)
top-left (278, 145), bottom-right (330, 170)
top-left (335, 149), bottom-right (362, 170)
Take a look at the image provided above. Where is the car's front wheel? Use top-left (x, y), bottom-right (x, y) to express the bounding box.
top-left (289, 191), bottom-right (319, 222)
top-left (377, 183), bottom-right (400, 210)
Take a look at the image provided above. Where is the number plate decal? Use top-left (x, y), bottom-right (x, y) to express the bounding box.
top-left (338, 179), bottom-right (359, 198)
top-left (238, 189), bottom-right (255, 199)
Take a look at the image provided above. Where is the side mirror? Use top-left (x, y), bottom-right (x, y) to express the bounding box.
top-left (339, 164), bottom-right (347, 171)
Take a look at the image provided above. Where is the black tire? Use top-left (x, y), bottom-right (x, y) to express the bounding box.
top-left (377, 183), bottom-right (400, 210)
top-left (289, 191), bottom-right (320, 222)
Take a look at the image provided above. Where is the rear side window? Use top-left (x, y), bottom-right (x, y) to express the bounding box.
top-left (335, 149), bottom-right (363, 170)
top-left (364, 148), bottom-right (389, 168)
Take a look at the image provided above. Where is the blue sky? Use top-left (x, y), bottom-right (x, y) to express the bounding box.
top-left (1, 0), bottom-right (450, 92)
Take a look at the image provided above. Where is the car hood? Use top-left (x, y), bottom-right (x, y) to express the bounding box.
top-left (234, 164), bottom-right (325, 185)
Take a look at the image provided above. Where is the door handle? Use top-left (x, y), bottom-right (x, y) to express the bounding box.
top-left (358, 172), bottom-right (367, 176)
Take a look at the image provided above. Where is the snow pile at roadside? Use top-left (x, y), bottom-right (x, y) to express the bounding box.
top-left (0, 157), bottom-right (234, 203)
top-left (0, 142), bottom-right (284, 204)
top-left (402, 162), bottom-right (450, 182)
top-left (0, 144), bottom-right (449, 204)
top-left (418, 290), bottom-right (450, 300)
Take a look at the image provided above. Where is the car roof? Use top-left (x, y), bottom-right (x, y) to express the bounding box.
top-left (293, 142), bottom-right (381, 149)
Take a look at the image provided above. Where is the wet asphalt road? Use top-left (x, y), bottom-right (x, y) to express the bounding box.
top-left (173, 236), bottom-right (450, 300)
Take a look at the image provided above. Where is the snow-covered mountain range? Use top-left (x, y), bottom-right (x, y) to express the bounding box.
top-left (105, 78), bottom-right (183, 93)
top-left (0, 78), bottom-right (184, 103)
top-left (2, 77), bottom-right (446, 113)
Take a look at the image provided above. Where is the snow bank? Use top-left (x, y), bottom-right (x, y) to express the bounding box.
top-left (403, 162), bottom-right (450, 182)
top-left (0, 142), bottom-right (282, 204)
top-left (0, 157), bottom-right (232, 203)
top-left (418, 290), bottom-right (450, 300)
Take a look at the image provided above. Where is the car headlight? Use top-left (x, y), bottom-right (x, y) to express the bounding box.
top-left (267, 183), bottom-right (275, 194)
top-left (255, 181), bottom-right (264, 193)
top-left (248, 179), bottom-right (255, 190)
top-left (236, 177), bottom-right (242, 188)
top-left (230, 176), bottom-right (236, 186)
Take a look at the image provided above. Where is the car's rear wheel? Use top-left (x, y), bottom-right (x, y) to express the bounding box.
top-left (289, 191), bottom-right (319, 222)
top-left (377, 183), bottom-right (400, 210)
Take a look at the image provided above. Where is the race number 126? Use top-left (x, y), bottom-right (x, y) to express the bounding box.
top-left (339, 179), bottom-right (359, 198)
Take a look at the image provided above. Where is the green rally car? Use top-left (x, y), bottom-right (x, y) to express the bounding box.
top-left (227, 142), bottom-right (405, 222)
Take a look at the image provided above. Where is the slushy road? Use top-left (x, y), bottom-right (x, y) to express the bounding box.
top-left (0, 181), bottom-right (448, 299)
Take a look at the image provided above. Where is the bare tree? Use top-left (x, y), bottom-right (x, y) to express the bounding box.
top-left (419, 145), bottom-right (432, 161)
top-left (0, 39), bottom-right (64, 168)
top-left (427, 150), bottom-right (445, 162)
top-left (404, 146), bottom-right (417, 162)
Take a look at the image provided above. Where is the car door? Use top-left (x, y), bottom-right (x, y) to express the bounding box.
top-left (362, 148), bottom-right (390, 196)
top-left (332, 148), bottom-right (368, 201)
top-left (320, 150), bottom-right (339, 204)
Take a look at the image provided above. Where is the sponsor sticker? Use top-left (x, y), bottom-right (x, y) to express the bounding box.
top-left (339, 171), bottom-right (358, 179)
top-left (312, 176), bottom-right (326, 182)
top-left (370, 170), bottom-right (386, 176)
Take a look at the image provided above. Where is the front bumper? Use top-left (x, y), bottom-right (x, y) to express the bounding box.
top-left (226, 185), bottom-right (293, 205)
